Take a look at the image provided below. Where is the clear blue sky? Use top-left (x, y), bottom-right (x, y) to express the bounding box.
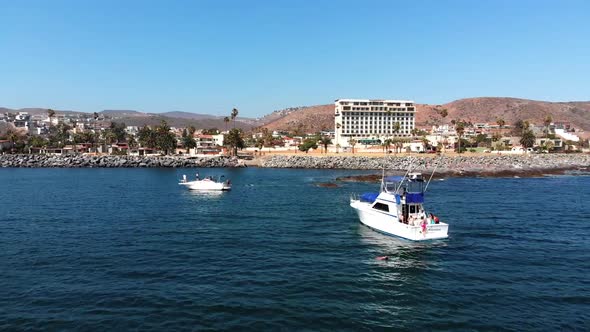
top-left (1, 0), bottom-right (588, 117)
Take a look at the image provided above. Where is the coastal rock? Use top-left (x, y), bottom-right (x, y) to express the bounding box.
top-left (261, 154), bottom-right (590, 176)
top-left (0, 155), bottom-right (244, 168)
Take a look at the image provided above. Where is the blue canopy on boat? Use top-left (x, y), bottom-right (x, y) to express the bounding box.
top-left (406, 192), bottom-right (424, 203)
top-left (360, 192), bottom-right (379, 203)
top-left (385, 176), bottom-right (403, 182)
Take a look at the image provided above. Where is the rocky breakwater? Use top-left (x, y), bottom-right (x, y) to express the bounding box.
top-left (261, 154), bottom-right (590, 176)
top-left (0, 155), bottom-right (244, 168)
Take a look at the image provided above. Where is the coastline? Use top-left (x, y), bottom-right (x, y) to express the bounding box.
top-left (0, 155), bottom-right (243, 168)
top-left (1, 153), bottom-right (589, 178)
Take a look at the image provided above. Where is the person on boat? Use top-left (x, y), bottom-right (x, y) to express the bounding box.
top-left (399, 214), bottom-right (404, 224)
top-left (429, 213), bottom-right (435, 224)
top-left (196, 173), bottom-right (200, 180)
top-left (421, 217), bottom-right (428, 234)
top-left (182, 174), bottom-right (187, 183)
top-left (434, 215), bottom-right (440, 224)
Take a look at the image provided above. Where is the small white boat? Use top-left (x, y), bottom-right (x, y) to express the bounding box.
top-left (179, 174), bottom-right (231, 191)
top-left (350, 172), bottom-right (448, 241)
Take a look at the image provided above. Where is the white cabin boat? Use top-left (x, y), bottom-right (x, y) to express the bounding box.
top-left (350, 173), bottom-right (448, 241)
top-left (179, 174), bottom-right (231, 191)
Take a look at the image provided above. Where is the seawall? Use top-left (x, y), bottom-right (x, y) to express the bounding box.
top-left (0, 155), bottom-right (244, 168)
top-left (260, 154), bottom-right (590, 174)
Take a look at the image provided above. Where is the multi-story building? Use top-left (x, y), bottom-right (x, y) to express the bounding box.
top-left (334, 98), bottom-right (416, 147)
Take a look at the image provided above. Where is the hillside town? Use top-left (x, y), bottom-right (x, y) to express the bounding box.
top-left (1, 99), bottom-right (589, 157)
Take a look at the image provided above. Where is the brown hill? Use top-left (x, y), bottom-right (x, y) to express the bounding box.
top-left (259, 98), bottom-right (590, 133)
top-left (418, 97), bottom-right (590, 130)
top-left (258, 104), bottom-right (335, 133)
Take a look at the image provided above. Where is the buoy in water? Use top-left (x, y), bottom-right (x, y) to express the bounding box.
top-left (376, 256), bottom-right (389, 261)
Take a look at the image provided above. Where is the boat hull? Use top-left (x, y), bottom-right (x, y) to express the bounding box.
top-left (350, 200), bottom-right (448, 241)
top-left (179, 181), bottom-right (231, 191)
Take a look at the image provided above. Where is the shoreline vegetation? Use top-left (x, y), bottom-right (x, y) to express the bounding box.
top-left (0, 153), bottom-right (589, 178)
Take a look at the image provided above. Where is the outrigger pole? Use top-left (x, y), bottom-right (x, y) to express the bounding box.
top-left (424, 154), bottom-right (443, 192)
top-left (395, 157), bottom-right (417, 193)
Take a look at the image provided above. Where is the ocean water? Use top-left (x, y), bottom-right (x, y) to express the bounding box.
top-left (0, 168), bottom-right (589, 331)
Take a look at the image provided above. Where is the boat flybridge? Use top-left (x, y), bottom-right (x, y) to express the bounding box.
top-left (350, 172), bottom-right (448, 241)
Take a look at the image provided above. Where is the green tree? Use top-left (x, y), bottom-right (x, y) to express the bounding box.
top-left (73, 132), bottom-right (86, 153)
top-left (223, 117), bottom-right (230, 132)
top-left (6, 130), bottom-right (21, 153)
top-left (28, 135), bottom-right (47, 148)
top-left (391, 122), bottom-right (401, 137)
top-left (496, 118), bottom-right (505, 128)
top-left (127, 134), bottom-right (138, 149)
top-left (298, 138), bottom-right (318, 153)
top-left (47, 109), bottom-right (56, 125)
top-left (48, 122), bottom-right (71, 148)
top-left (455, 120), bottom-right (466, 153)
top-left (382, 138), bottom-right (393, 153)
top-left (231, 108), bottom-right (239, 128)
top-left (513, 119), bottom-right (529, 136)
top-left (520, 129), bottom-right (536, 148)
top-left (138, 126), bottom-right (157, 148)
top-left (155, 120), bottom-right (177, 155)
top-left (348, 139), bottom-right (357, 154)
top-left (225, 128), bottom-right (245, 156)
top-left (202, 128), bottom-right (220, 135)
top-left (474, 133), bottom-right (489, 147)
top-left (181, 129), bottom-right (196, 153)
top-left (319, 136), bottom-right (332, 154)
top-left (421, 136), bottom-right (430, 152)
top-left (187, 125), bottom-right (197, 137)
top-left (108, 122), bottom-right (127, 143)
top-left (543, 115), bottom-right (553, 137)
top-left (542, 139), bottom-right (555, 152)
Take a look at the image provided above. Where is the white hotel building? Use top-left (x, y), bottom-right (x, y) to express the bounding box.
top-left (334, 98), bottom-right (416, 147)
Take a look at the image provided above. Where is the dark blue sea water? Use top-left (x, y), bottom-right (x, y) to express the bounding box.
top-left (1, 168), bottom-right (589, 331)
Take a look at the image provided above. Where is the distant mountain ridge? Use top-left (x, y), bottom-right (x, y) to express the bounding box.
top-left (3, 97), bottom-right (590, 133)
top-left (1, 107), bottom-right (256, 130)
top-left (259, 97), bottom-right (590, 133)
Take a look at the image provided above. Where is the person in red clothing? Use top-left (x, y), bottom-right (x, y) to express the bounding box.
top-left (434, 215), bottom-right (440, 224)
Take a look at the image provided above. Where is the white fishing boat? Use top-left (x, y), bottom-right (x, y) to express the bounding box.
top-left (350, 172), bottom-right (448, 241)
top-left (179, 174), bottom-right (231, 191)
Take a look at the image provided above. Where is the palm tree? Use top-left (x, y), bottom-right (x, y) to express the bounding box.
top-left (382, 138), bottom-right (393, 153)
top-left (392, 122), bottom-right (401, 137)
top-left (223, 117), bottom-right (230, 132)
top-left (230, 108), bottom-right (239, 129)
top-left (455, 120), bottom-right (465, 153)
top-left (6, 130), bottom-right (20, 153)
top-left (225, 128), bottom-right (245, 156)
top-left (319, 136), bottom-right (332, 154)
top-left (543, 115), bottom-right (553, 137)
top-left (520, 129), bottom-right (536, 148)
top-left (348, 139), bottom-right (357, 154)
top-left (421, 136), bottom-right (429, 152)
top-left (187, 125), bottom-right (196, 137)
top-left (47, 109), bottom-right (56, 126)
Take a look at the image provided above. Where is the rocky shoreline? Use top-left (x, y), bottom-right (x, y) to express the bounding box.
top-left (0, 155), bottom-right (244, 168)
top-left (1, 154), bottom-right (589, 177)
top-left (261, 154), bottom-right (590, 177)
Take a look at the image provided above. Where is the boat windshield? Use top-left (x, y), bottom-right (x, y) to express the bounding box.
top-left (383, 176), bottom-right (425, 194)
